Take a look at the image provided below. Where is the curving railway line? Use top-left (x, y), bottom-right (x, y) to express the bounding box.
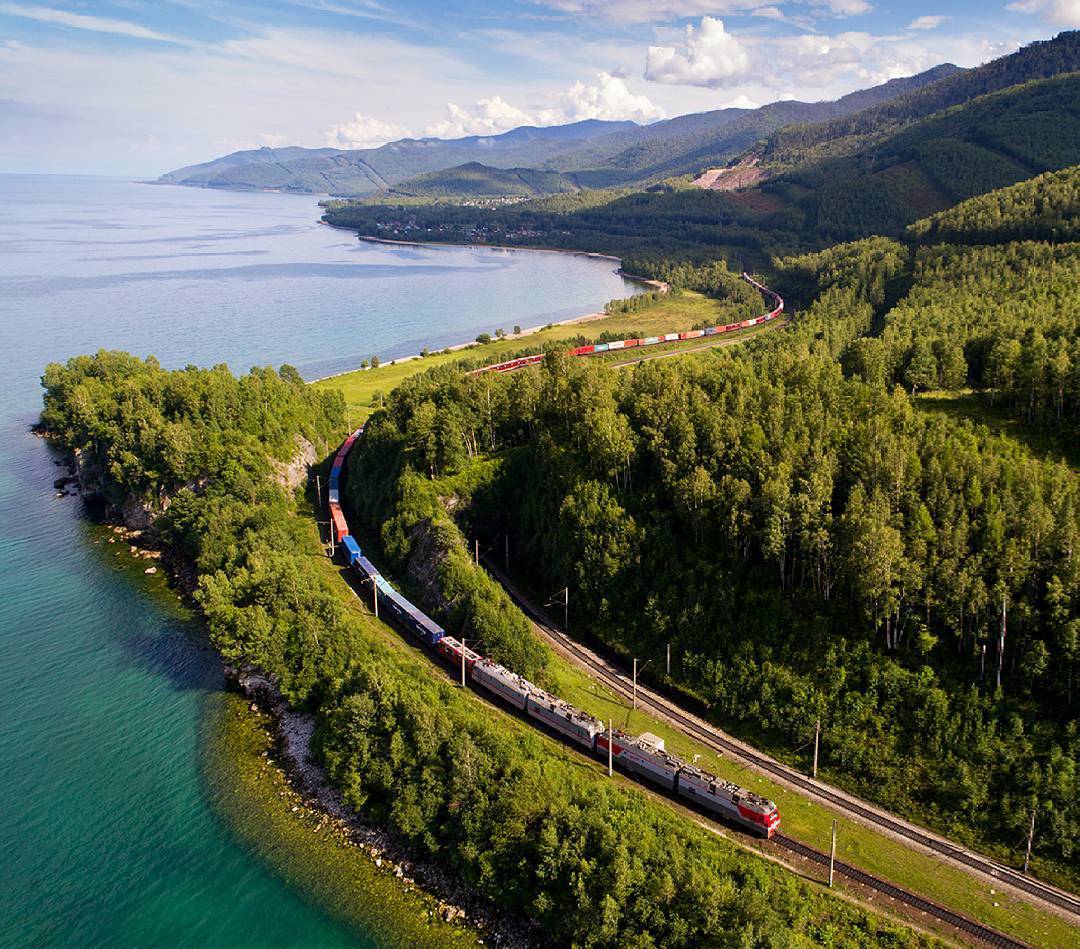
top-left (481, 558), bottom-right (1053, 949)
top-left (329, 273), bottom-right (1077, 946)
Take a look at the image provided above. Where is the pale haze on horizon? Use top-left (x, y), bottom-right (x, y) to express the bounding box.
top-left (0, 0), bottom-right (1077, 177)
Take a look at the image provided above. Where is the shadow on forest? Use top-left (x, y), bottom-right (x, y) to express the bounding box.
top-left (915, 390), bottom-right (1080, 471)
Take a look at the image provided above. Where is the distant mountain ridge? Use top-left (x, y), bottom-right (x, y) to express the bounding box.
top-left (159, 67), bottom-right (962, 198)
top-left (158, 119), bottom-right (637, 196)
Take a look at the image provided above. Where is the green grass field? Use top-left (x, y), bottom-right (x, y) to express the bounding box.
top-left (313, 290), bottom-right (752, 419)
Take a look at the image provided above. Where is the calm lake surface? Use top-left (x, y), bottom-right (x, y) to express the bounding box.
top-left (0, 175), bottom-right (637, 946)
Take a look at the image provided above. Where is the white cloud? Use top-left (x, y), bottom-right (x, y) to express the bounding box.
top-left (531, 0), bottom-right (761, 25)
top-left (324, 113), bottom-right (413, 148)
top-left (1006, 0), bottom-right (1080, 26)
top-left (423, 73), bottom-right (662, 138)
top-left (813, 0), bottom-right (873, 14)
top-left (558, 72), bottom-right (664, 122)
top-left (645, 17), bottom-right (751, 88)
top-left (425, 96), bottom-right (536, 138)
top-left (908, 15), bottom-right (948, 30)
top-left (0, 3), bottom-right (190, 44)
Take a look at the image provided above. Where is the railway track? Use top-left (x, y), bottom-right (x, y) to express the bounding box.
top-left (481, 557), bottom-right (1078, 945)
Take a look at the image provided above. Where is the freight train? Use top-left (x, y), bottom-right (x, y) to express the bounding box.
top-left (468, 272), bottom-right (784, 376)
top-left (326, 283), bottom-right (783, 836)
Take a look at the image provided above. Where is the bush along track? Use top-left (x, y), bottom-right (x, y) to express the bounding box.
top-left (40, 350), bottom-right (933, 947)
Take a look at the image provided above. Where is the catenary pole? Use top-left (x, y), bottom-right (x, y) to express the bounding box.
top-left (372, 578), bottom-right (378, 619)
top-left (666, 642), bottom-right (671, 677)
top-left (608, 721), bottom-right (613, 777)
top-left (829, 820), bottom-right (837, 887)
top-left (461, 638), bottom-right (466, 688)
top-left (1024, 807), bottom-right (1036, 873)
top-left (813, 719), bottom-right (820, 779)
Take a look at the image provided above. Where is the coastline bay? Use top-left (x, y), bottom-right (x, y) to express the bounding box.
top-left (0, 174), bottom-right (636, 946)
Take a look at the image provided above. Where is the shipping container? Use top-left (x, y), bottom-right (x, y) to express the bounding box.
top-left (643, 336), bottom-right (660, 346)
top-left (341, 535), bottom-right (361, 565)
top-left (594, 342), bottom-right (609, 352)
top-left (328, 488), bottom-right (339, 504)
top-left (607, 340), bottom-right (625, 350)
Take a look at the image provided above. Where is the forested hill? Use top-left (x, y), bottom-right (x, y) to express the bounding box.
top-left (356, 170), bottom-right (1080, 889)
top-left (760, 31), bottom-right (1080, 170)
top-left (385, 162), bottom-right (585, 199)
top-left (762, 70), bottom-right (1080, 245)
top-left (909, 164), bottom-right (1080, 245)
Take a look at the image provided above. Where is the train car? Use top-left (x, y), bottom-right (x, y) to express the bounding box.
top-left (353, 555), bottom-right (380, 583)
top-left (328, 488), bottom-right (340, 504)
top-left (597, 730), bottom-right (683, 790)
top-left (341, 535), bottom-right (361, 566)
top-left (571, 344), bottom-right (596, 356)
top-left (704, 326), bottom-right (717, 337)
top-left (677, 767), bottom-right (779, 838)
top-left (594, 342), bottom-right (609, 352)
top-left (330, 507), bottom-right (348, 544)
top-left (394, 591), bottom-right (445, 645)
top-left (436, 635), bottom-right (482, 672)
top-left (607, 340), bottom-right (625, 350)
top-left (643, 336), bottom-right (660, 346)
top-left (663, 333), bottom-right (680, 343)
top-left (526, 690), bottom-right (603, 750)
top-left (623, 338), bottom-right (641, 348)
top-left (471, 659), bottom-right (534, 709)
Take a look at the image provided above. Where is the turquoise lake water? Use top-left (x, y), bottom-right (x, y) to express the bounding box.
top-left (0, 175), bottom-right (636, 946)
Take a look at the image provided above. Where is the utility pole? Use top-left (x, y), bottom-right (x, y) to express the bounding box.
top-left (998, 591), bottom-right (1007, 692)
top-left (316, 474), bottom-right (321, 508)
top-left (1023, 807), bottom-right (1036, 873)
top-left (475, 538), bottom-right (479, 565)
top-left (666, 642), bottom-right (671, 677)
top-left (608, 721), bottom-right (613, 777)
top-left (633, 659), bottom-right (651, 710)
top-left (564, 586), bottom-right (569, 632)
top-left (813, 719), bottom-right (820, 779)
top-left (981, 643), bottom-right (986, 682)
top-left (505, 533), bottom-right (509, 571)
top-left (461, 638), bottom-right (467, 688)
top-left (371, 578), bottom-right (378, 619)
top-left (829, 820), bottom-right (837, 887)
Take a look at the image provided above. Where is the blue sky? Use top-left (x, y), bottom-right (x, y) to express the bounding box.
top-left (0, 1), bottom-right (1075, 174)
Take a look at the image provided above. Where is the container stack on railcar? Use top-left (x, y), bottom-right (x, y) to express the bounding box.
top-left (469, 273), bottom-right (783, 376)
top-left (325, 278), bottom-right (785, 836)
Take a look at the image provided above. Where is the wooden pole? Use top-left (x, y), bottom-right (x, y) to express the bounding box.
top-left (608, 722), bottom-right (613, 777)
top-left (829, 820), bottom-right (837, 887)
top-left (1023, 807), bottom-right (1036, 873)
top-left (813, 719), bottom-right (820, 779)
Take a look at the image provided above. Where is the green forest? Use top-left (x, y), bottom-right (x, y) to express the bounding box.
top-left (347, 174), bottom-right (1080, 889)
top-left (40, 353), bottom-right (928, 947)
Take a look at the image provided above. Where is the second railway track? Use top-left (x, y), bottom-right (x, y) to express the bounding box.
top-left (481, 557), bottom-right (1078, 945)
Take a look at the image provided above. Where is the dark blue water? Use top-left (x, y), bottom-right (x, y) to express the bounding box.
top-left (0, 175), bottom-right (635, 946)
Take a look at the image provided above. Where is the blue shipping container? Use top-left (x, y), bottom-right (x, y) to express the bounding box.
top-left (341, 535), bottom-right (361, 565)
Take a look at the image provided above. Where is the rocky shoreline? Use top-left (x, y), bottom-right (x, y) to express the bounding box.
top-left (230, 667), bottom-right (541, 947)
